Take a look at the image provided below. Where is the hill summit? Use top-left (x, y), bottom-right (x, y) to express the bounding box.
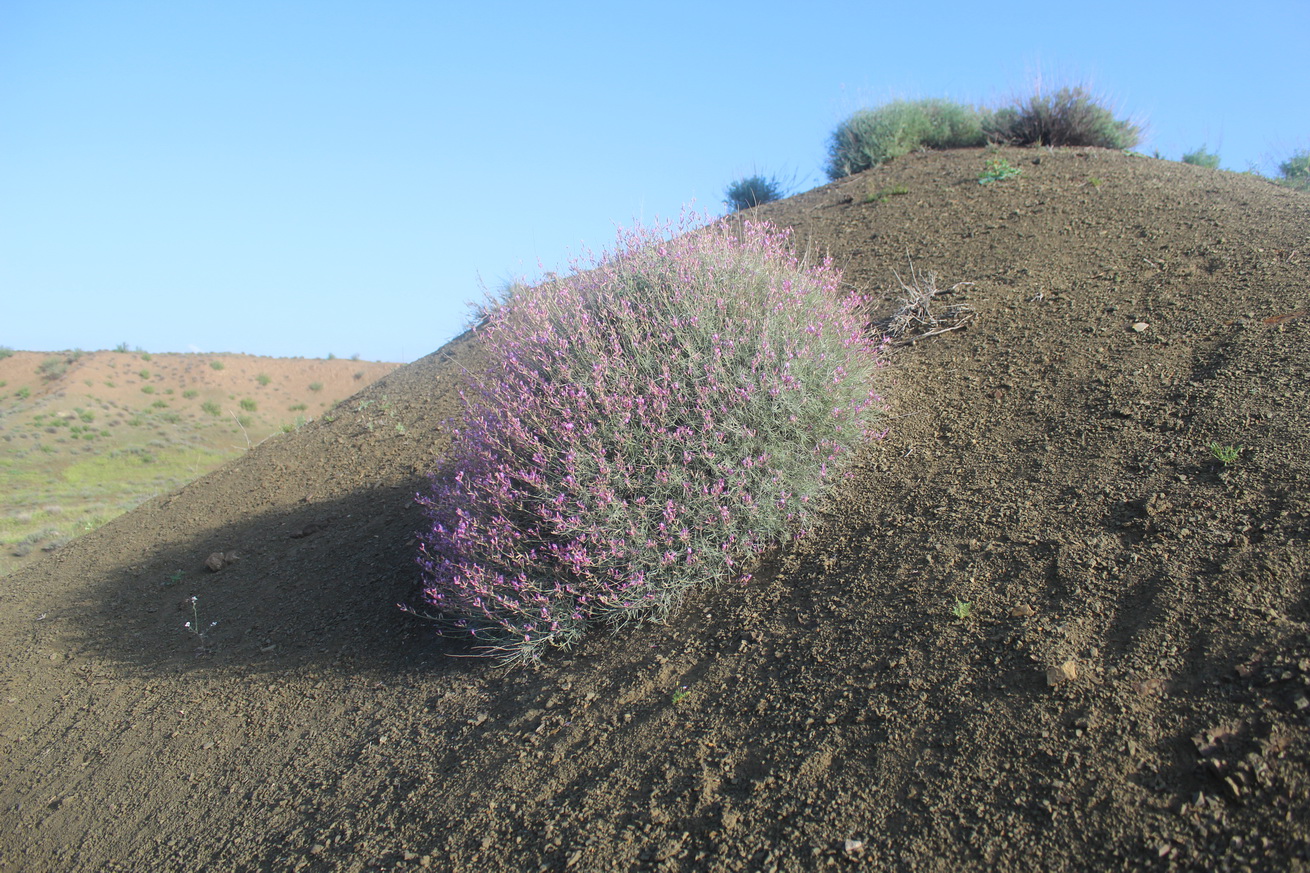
top-left (2, 147), bottom-right (1307, 871)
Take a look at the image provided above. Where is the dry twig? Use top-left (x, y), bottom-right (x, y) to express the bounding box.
top-left (879, 260), bottom-right (975, 346)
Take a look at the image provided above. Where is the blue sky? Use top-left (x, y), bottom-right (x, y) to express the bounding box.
top-left (3, 0), bottom-right (1306, 363)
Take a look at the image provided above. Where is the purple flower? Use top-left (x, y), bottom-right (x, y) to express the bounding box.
top-left (413, 215), bottom-right (881, 663)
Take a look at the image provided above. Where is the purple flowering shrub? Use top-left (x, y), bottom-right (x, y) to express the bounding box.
top-left (414, 218), bottom-right (882, 662)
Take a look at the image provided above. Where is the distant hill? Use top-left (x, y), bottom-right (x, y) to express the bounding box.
top-left (0, 349), bottom-right (398, 575)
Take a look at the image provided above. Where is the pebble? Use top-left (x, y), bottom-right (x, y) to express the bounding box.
top-left (205, 550), bottom-right (239, 572)
top-left (1047, 660), bottom-right (1078, 687)
top-left (1132, 322), bottom-right (1150, 333)
top-left (1010, 604), bottom-right (1036, 618)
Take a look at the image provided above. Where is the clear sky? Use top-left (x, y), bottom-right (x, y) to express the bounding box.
top-left (3, 0), bottom-right (1306, 363)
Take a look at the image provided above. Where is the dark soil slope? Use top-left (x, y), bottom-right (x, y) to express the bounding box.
top-left (2, 148), bottom-right (1308, 872)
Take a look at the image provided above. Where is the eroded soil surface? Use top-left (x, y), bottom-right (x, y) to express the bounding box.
top-left (2, 148), bottom-right (1308, 871)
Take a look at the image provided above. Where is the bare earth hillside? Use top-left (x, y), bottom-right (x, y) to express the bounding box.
top-left (1, 148), bottom-right (1307, 871)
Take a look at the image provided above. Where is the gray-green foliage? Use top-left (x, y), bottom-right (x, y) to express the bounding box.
top-left (825, 99), bottom-right (986, 179)
top-left (37, 357), bottom-right (68, 381)
top-left (983, 87), bottom-right (1139, 150)
top-left (1182, 147), bottom-right (1221, 169)
top-left (724, 174), bottom-right (788, 211)
top-left (1275, 149), bottom-right (1310, 192)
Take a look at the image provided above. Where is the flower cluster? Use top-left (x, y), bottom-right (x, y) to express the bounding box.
top-left (413, 217), bottom-right (882, 662)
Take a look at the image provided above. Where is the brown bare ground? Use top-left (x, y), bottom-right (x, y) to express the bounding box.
top-left (1, 148), bottom-right (1308, 871)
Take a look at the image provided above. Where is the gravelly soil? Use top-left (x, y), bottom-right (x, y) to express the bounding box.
top-left (2, 147), bottom-right (1308, 872)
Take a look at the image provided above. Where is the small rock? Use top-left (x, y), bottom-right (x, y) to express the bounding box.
top-left (1047, 660), bottom-right (1078, 687)
top-left (844, 839), bottom-right (865, 855)
top-left (1010, 604), bottom-right (1036, 618)
top-left (205, 551), bottom-right (239, 572)
top-left (1132, 322), bottom-right (1149, 333)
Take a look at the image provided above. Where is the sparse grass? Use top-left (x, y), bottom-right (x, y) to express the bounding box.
top-left (138, 369), bottom-right (150, 379)
top-left (983, 86), bottom-right (1139, 149)
top-left (1209, 442), bottom-right (1242, 466)
top-left (201, 401), bottom-right (221, 417)
top-left (182, 389), bottom-right (198, 399)
top-left (826, 99), bottom-right (986, 179)
top-left (239, 398), bottom-right (257, 412)
top-left (256, 373), bottom-right (271, 386)
top-left (288, 403), bottom-right (308, 411)
top-left (308, 382), bottom-right (323, 392)
top-left (209, 360), bottom-right (225, 370)
top-left (952, 600), bottom-right (973, 621)
top-left (0, 346), bottom-right (13, 360)
top-left (1182, 147), bottom-right (1221, 170)
top-left (141, 385), bottom-right (155, 394)
top-left (865, 185), bottom-right (909, 204)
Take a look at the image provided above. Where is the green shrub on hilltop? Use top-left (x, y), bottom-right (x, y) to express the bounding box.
top-left (1275, 149), bottom-right (1310, 192)
top-left (724, 174), bottom-right (789, 211)
top-left (984, 86), bottom-right (1140, 150)
top-left (1182, 147), bottom-right (1221, 169)
top-left (825, 99), bottom-right (986, 179)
